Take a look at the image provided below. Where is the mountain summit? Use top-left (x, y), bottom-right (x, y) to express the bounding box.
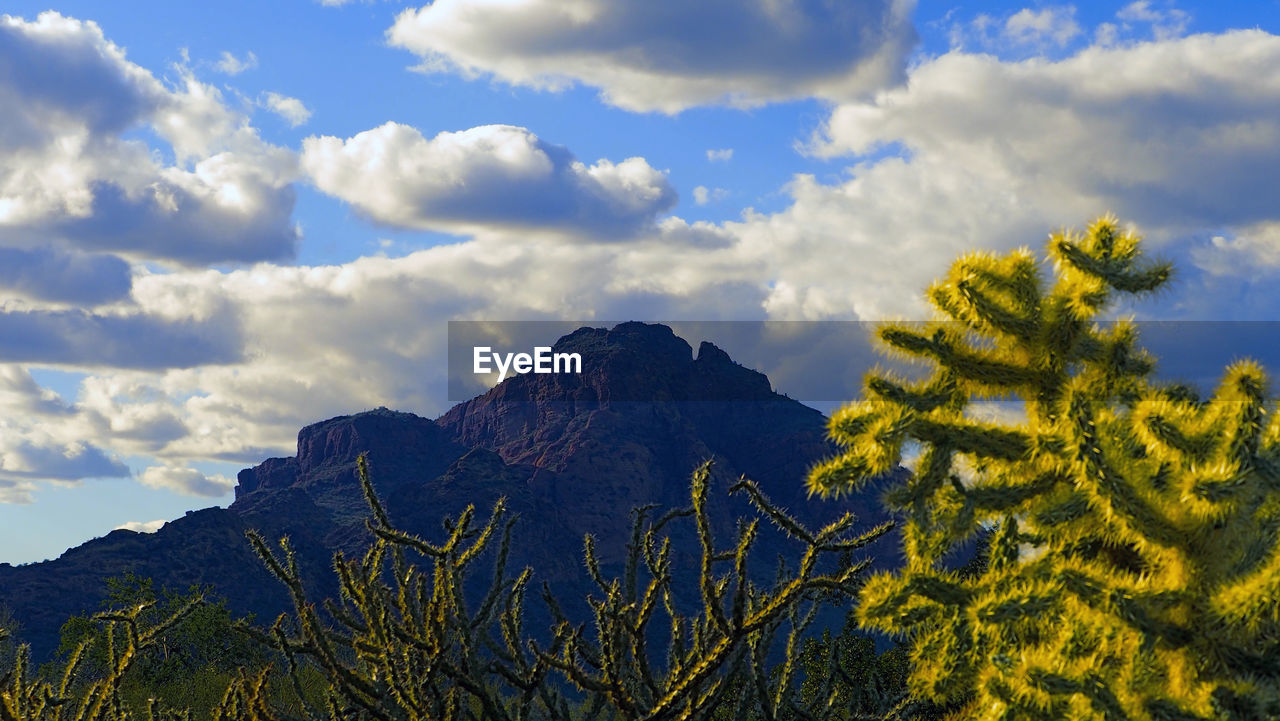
top-left (0, 323), bottom-right (893, 659)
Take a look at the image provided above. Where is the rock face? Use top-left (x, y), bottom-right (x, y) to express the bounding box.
top-left (0, 323), bottom-right (894, 660)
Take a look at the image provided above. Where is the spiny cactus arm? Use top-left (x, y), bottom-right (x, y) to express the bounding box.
top-left (136, 593), bottom-right (204, 647)
top-left (927, 248), bottom-right (1043, 342)
top-left (496, 569), bottom-right (531, 667)
top-left (0, 645), bottom-right (26, 721)
top-left (856, 570), bottom-right (963, 638)
top-left (1063, 391), bottom-right (1186, 550)
top-left (1214, 361), bottom-right (1270, 472)
top-left (731, 477), bottom-right (816, 543)
top-left (1132, 401), bottom-right (1219, 464)
top-left (583, 535), bottom-right (610, 595)
top-left (964, 468), bottom-right (1063, 514)
top-left (457, 499), bottom-right (508, 569)
top-left (900, 616), bottom-right (975, 706)
top-left (217, 669), bottom-right (280, 721)
top-left (681, 673), bottom-right (734, 721)
top-left (540, 582), bottom-right (569, 630)
top-left (912, 417), bottom-right (1032, 462)
top-left (690, 464), bottom-right (730, 635)
top-left (772, 601), bottom-right (821, 718)
top-left (1210, 548), bottom-right (1280, 636)
top-left (323, 596), bottom-right (370, 637)
top-left (864, 373), bottom-right (960, 414)
top-left (57, 636), bottom-right (92, 707)
top-left (268, 618), bottom-right (325, 721)
top-left (365, 504), bottom-right (477, 560)
top-left (731, 520), bottom-right (758, 627)
top-left (1049, 218), bottom-right (1172, 296)
top-left (813, 403), bottom-right (1039, 502)
top-left (247, 532), bottom-right (386, 712)
top-left (879, 324), bottom-right (1043, 392)
top-left (623, 573), bottom-right (669, 704)
top-left (625, 504), bottom-right (661, 604)
top-left (356, 454), bottom-right (392, 530)
top-left (594, 591), bottom-right (643, 719)
top-left (645, 511), bottom-right (691, 577)
top-left (536, 630), bottom-right (640, 718)
top-left (432, 657), bottom-right (514, 721)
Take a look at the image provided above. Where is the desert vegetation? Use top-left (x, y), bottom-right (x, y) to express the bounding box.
top-left (5, 217), bottom-right (1279, 720)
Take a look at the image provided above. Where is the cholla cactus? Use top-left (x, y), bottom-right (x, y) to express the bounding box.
top-left (248, 456), bottom-right (891, 721)
top-left (808, 216), bottom-right (1280, 719)
top-left (0, 597), bottom-right (201, 721)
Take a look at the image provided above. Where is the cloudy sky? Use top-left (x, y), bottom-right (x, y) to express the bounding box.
top-left (2, 0), bottom-right (1279, 563)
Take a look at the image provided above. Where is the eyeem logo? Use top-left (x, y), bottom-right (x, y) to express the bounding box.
top-left (473, 346), bottom-right (582, 382)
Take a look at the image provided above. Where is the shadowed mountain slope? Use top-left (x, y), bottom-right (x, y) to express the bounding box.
top-left (0, 323), bottom-right (895, 660)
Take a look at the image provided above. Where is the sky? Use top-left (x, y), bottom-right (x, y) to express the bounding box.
top-left (2, 0), bottom-right (1280, 564)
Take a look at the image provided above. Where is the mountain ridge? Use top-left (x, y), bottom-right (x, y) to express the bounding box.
top-left (0, 322), bottom-right (894, 660)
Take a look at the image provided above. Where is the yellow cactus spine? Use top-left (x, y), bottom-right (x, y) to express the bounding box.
top-left (810, 217), bottom-right (1280, 719)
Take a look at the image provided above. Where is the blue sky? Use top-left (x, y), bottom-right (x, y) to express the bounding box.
top-left (2, 0), bottom-right (1280, 564)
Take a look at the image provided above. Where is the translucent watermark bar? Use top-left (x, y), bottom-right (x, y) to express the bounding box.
top-left (448, 320), bottom-right (1280, 406)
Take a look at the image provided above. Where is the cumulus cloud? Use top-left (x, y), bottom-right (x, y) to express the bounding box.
top-left (725, 29), bottom-right (1280, 320)
top-left (1192, 222), bottom-right (1280, 278)
top-left (386, 0), bottom-right (917, 113)
top-left (0, 365), bottom-right (73, 416)
top-left (0, 12), bottom-right (300, 267)
top-left (0, 246), bottom-right (131, 304)
top-left (8, 21), bottom-right (1280, 508)
top-left (816, 31), bottom-right (1280, 231)
top-left (302, 123), bottom-right (677, 238)
top-left (261, 92), bottom-right (312, 127)
top-left (139, 465), bottom-right (234, 497)
top-left (115, 519), bottom-right (166, 533)
top-left (0, 436), bottom-right (128, 482)
top-left (0, 308), bottom-right (242, 369)
top-left (214, 50), bottom-right (257, 75)
top-left (706, 148), bottom-right (733, 162)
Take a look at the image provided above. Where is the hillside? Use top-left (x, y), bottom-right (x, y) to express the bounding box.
top-left (0, 323), bottom-right (895, 659)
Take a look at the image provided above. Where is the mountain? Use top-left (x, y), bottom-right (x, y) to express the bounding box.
top-left (0, 323), bottom-right (895, 660)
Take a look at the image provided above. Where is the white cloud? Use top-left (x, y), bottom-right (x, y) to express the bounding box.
top-left (0, 365), bottom-right (73, 416)
top-left (947, 5), bottom-right (1081, 53)
top-left (386, 0), bottom-right (917, 113)
top-left (1191, 222), bottom-right (1280, 278)
top-left (0, 12), bottom-right (300, 267)
top-left (1095, 22), bottom-right (1120, 47)
top-left (0, 432), bottom-right (129, 483)
top-left (733, 30), bottom-right (1280, 320)
top-left (0, 247), bottom-right (131, 305)
top-left (6, 24), bottom-right (1280, 507)
top-left (0, 307), bottom-right (243, 368)
top-left (692, 186), bottom-right (729, 205)
top-left (816, 31), bottom-right (1280, 232)
top-left (261, 91), bottom-right (312, 127)
top-left (302, 122), bottom-right (677, 238)
top-left (1117, 1), bottom-right (1190, 41)
top-left (139, 465), bottom-right (235, 497)
top-left (114, 519), bottom-right (166, 533)
top-left (214, 50), bottom-right (257, 75)
top-left (1003, 7), bottom-right (1081, 47)
top-left (706, 148), bottom-right (733, 162)
top-left (0, 480), bottom-right (35, 504)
